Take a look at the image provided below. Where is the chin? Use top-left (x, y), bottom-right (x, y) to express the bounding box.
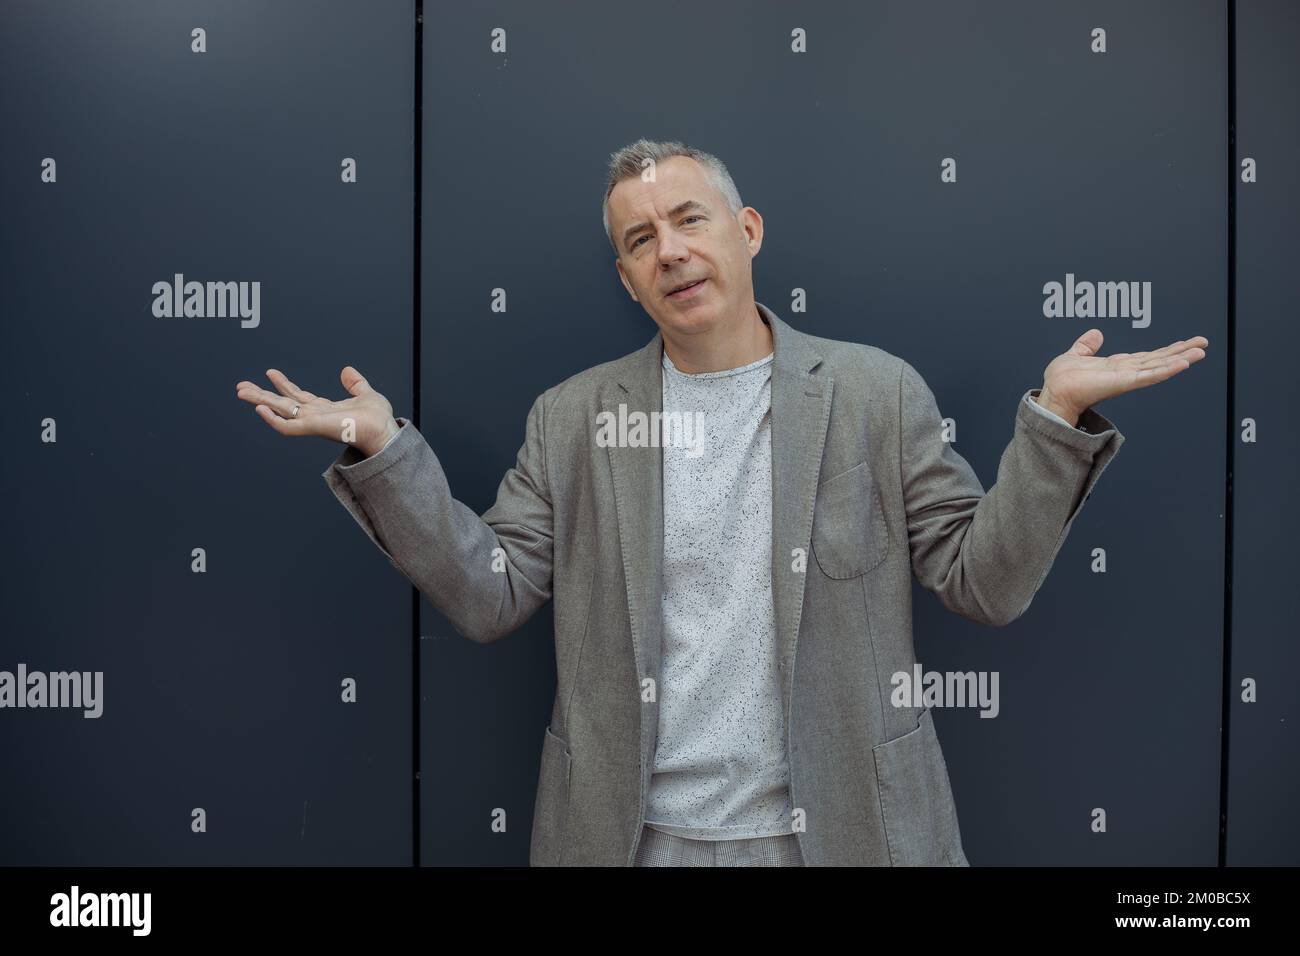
top-left (660, 299), bottom-right (720, 329)
top-left (660, 312), bottom-right (719, 337)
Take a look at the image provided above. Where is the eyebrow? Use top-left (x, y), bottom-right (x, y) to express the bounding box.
top-left (622, 200), bottom-right (711, 250)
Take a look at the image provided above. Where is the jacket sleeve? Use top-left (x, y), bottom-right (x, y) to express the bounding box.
top-left (320, 394), bottom-right (554, 643)
top-left (899, 360), bottom-right (1125, 627)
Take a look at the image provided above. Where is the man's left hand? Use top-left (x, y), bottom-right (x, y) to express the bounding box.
top-left (1036, 329), bottom-right (1209, 427)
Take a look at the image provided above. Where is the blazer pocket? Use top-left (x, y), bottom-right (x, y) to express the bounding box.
top-left (530, 725), bottom-right (572, 866)
top-left (871, 707), bottom-right (963, 866)
top-left (811, 460), bottom-right (891, 579)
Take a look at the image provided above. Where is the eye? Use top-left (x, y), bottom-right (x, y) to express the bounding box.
top-left (630, 216), bottom-right (702, 252)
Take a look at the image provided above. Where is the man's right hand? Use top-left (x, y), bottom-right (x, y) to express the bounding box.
top-left (235, 366), bottom-right (400, 458)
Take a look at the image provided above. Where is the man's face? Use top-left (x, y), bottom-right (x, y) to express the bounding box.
top-left (609, 155), bottom-right (762, 339)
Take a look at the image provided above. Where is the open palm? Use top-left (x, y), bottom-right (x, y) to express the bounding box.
top-left (235, 366), bottom-right (398, 456)
top-left (1040, 329), bottom-right (1209, 420)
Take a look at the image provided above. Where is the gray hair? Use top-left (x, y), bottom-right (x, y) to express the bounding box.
top-left (601, 138), bottom-right (744, 252)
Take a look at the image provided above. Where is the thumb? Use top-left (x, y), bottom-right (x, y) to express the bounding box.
top-left (340, 365), bottom-right (373, 397)
top-left (1070, 329), bottom-right (1103, 356)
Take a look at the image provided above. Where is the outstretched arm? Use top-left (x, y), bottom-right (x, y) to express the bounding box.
top-left (235, 366), bottom-right (554, 643)
top-left (900, 330), bottom-right (1207, 627)
top-left (322, 395), bottom-right (555, 644)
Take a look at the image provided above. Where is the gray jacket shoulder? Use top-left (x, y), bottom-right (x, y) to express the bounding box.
top-left (797, 328), bottom-right (910, 401)
top-left (531, 341), bottom-right (649, 415)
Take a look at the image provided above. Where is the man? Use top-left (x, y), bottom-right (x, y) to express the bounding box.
top-left (235, 138), bottom-right (1208, 867)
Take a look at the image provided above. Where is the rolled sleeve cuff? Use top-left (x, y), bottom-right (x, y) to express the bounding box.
top-left (1025, 392), bottom-right (1079, 429)
top-left (322, 416), bottom-right (414, 486)
top-left (1021, 389), bottom-right (1120, 452)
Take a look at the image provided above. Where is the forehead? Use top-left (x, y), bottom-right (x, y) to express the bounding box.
top-left (608, 155), bottom-right (717, 221)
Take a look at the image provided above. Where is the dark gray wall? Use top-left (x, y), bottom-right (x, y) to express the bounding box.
top-left (0, 0), bottom-right (1292, 867)
top-left (1227, 0), bottom-right (1300, 867)
top-left (1, 0), bottom-right (415, 865)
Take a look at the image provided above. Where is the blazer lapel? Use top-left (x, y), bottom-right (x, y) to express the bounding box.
top-left (759, 303), bottom-right (834, 725)
top-left (604, 332), bottom-right (666, 790)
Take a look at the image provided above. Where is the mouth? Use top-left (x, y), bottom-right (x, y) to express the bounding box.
top-left (665, 277), bottom-right (707, 299)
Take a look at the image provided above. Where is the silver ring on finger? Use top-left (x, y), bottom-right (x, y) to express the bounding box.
top-left (291, 403), bottom-right (300, 418)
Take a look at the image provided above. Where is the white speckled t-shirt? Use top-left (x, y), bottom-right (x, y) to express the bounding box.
top-left (643, 347), bottom-right (794, 841)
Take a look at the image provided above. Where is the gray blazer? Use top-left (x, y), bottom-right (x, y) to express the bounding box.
top-left (322, 302), bottom-right (1124, 866)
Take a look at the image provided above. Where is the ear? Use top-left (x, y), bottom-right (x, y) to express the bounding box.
top-left (741, 206), bottom-right (764, 255)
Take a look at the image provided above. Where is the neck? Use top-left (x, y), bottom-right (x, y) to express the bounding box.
top-left (661, 302), bottom-right (774, 373)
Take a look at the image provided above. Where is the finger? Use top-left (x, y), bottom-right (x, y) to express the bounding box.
top-left (254, 403), bottom-right (312, 436)
top-left (1069, 329), bottom-right (1103, 356)
top-left (235, 383), bottom-right (275, 405)
top-left (236, 384), bottom-right (298, 420)
top-left (1141, 337), bottom-right (1211, 360)
top-left (235, 383), bottom-right (282, 407)
top-left (266, 368), bottom-right (318, 403)
top-left (1130, 355), bottom-right (1195, 388)
top-left (340, 365), bottom-right (374, 397)
top-left (1119, 340), bottom-right (1206, 369)
top-left (1135, 346), bottom-right (1206, 371)
top-left (1165, 339), bottom-right (1209, 359)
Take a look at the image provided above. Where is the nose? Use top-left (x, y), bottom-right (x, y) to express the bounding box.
top-left (656, 227), bottom-right (689, 265)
